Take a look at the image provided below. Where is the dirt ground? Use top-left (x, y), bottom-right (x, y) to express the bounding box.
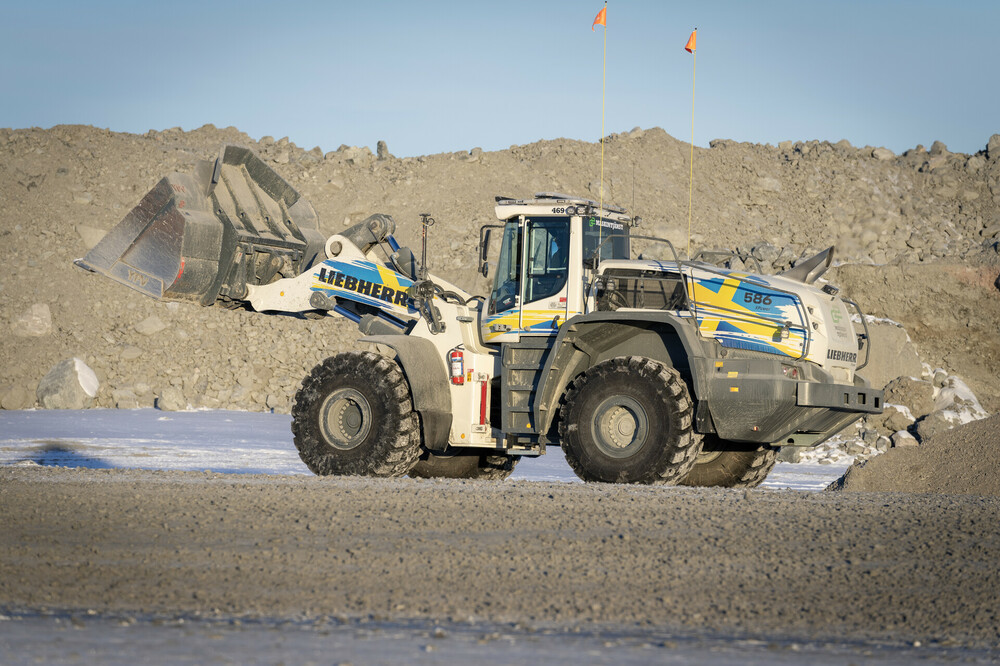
top-left (2, 466), bottom-right (998, 650)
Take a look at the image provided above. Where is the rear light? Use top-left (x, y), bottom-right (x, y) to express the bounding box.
top-left (782, 365), bottom-right (799, 379)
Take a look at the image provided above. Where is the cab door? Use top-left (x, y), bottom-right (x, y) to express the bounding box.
top-left (482, 216), bottom-right (570, 343)
top-left (519, 217), bottom-right (569, 336)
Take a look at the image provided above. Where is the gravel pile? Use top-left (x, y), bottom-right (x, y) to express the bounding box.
top-left (1, 124), bottom-right (998, 420)
top-left (830, 414), bottom-right (1000, 495)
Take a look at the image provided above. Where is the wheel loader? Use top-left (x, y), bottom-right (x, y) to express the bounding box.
top-left (76, 145), bottom-right (883, 487)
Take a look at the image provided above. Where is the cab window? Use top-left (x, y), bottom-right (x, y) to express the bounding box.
top-left (488, 221), bottom-right (521, 314)
top-left (583, 216), bottom-right (630, 263)
top-left (524, 218), bottom-right (569, 304)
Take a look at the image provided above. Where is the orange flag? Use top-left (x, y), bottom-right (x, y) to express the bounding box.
top-left (685, 28), bottom-right (697, 53)
top-left (592, 5), bottom-right (606, 31)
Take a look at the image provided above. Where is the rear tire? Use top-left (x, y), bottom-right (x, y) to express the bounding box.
top-left (678, 435), bottom-right (779, 488)
top-left (559, 356), bottom-right (700, 484)
top-left (292, 351), bottom-right (421, 477)
top-left (409, 451), bottom-right (520, 481)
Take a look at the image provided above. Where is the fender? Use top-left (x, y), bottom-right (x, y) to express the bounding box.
top-left (360, 335), bottom-right (453, 451)
top-left (533, 311), bottom-right (709, 437)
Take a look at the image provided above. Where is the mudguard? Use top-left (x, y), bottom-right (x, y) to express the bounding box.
top-left (360, 335), bottom-right (453, 451)
top-left (533, 311), bottom-right (707, 437)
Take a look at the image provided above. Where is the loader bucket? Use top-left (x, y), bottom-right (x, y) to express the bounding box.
top-left (75, 145), bottom-right (326, 306)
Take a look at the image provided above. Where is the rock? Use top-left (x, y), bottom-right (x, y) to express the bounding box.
top-left (987, 134), bottom-right (1000, 160)
top-left (929, 140), bottom-right (949, 156)
top-left (1, 384), bottom-right (35, 410)
top-left (860, 321), bottom-right (923, 389)
top-left (377, 140), bottom-right (390, 161)
top-left (891, 430), bottom-right (918, 448)
top-left (11, 303), bottom-right (52, 337)
top-left (120, 345), bottom-right (143, 361)
top-left (929, 367), bottom-right (949, 388)
top-left (76, 224), bottom-right (107, 249)
top-left (872, 147), bottom-right (895, 161)
top-left (914, 411), bottom-right (957, 443)
top-left (884, 376), bottom-right (936, 418)
top-left (135, 315), bottom-right (168, 336)
top-left (880, 404), bottom-right (916, 432)
top-left (156, 387), bottom-right (187, 411)
top-left (112, 388), bottom-right (140, 409)
top-left (36, 358), bottom-right (99, 409)
top-left (756, 176), bottom-right (782, 193)
top-left (73, 191), bottom-right (94, 205)
top-left (777, 447), bottom-right (802, 463)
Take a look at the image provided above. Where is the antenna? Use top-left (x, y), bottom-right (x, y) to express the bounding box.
top-left (419, 213), bottom-right (435, 279)
top-left (631, 162), bottom-right (635, 215)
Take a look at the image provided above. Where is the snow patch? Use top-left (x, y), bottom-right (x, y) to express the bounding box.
top-left (74, 357), bottom-right (99, 397)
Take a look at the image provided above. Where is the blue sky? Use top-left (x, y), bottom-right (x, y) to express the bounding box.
top-left (2, 1), bottom-right (997, 157)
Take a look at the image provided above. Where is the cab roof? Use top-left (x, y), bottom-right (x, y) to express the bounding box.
top-left (494, 192), bottom-right (632, 223)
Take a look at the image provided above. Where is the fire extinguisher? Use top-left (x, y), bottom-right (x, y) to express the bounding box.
top-left (448, 346), bottom-right (465, 385)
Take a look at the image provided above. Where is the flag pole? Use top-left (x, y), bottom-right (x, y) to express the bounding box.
top-left (685, 28), bottom-right (697, 260)
top-left (591, 2), bottom-right (608, 254)
top-left (600, 1), bottom-right (607, 219)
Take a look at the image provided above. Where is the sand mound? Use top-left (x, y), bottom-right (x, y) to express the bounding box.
top-left (829, 414), bottom-right (1000, 495)
top-left (2, 124), bottom-right (999, 414)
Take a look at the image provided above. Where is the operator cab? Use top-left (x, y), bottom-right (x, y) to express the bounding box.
top-left (481, 193), bottom-right (632, 343)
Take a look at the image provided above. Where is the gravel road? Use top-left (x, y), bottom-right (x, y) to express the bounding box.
top-left (2, 467), bottom-right (998, 651)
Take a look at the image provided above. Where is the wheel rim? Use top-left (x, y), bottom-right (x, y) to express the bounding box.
top-left (590, 396), bottom-right (649, 459)
top-left (695, 450), bottom-right (723, 464)
top-left (319, 388), bottom-right (373, 450)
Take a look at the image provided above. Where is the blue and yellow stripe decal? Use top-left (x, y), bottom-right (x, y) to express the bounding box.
top-left (310, 259), bottom-right (417, 315)
top-left (687, 273), bottom-right (808, 358)
top-left (481, 308), bottom-right (564, 341)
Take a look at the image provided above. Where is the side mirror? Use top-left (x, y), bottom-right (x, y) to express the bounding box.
top-left (479, 227), bottom-right (493, 278)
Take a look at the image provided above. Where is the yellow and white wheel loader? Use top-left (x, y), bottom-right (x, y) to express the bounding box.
top-left (77, 145), bottom-right (883, 487)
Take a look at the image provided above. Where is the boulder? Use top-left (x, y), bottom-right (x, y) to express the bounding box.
top-left (11, 303), bottom-right (52, 337)
top-left (872, 147), bottom-right (895, 161)
top-left (112, 388), bottom-right (140, 409)
top-left (891, 430), bottom-right (918, 448)
top-left (0, 384), bottom-right (35, 410)
top-left (884, 376), bottom-right (936, 419)
top-left (156, 387), bottom-right (187, 411)
top-left (987, 133), bottom-right (1000, 160)
top-left (914, 411), bottom-right (957, 443)
top-left (879, 404), bottom-right (916, 433)
top-left (36, 358), bottom-right (99, 409)
top-left (135, 315), bottom-right (168, 336)
top-left (859, 321), bottom-right (923, 389)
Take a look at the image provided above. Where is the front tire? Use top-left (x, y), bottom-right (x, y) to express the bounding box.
top-left (678, 435), bottom-right (779, 488)
top-left (409, 451), bottom-right (520, 480)
top-left (292, 351), bottom-right (421, 477)
top-left (559, 356), bottom-right (700, 484)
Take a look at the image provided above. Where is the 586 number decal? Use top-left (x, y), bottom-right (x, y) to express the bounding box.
top-left (743, 291), bottom-right (773, 306)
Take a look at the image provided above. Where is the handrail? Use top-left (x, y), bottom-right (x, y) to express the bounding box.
top-left (690, 249), bottom-right (764, 274)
